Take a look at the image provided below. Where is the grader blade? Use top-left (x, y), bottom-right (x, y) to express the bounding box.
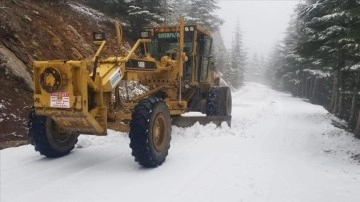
top-left (171, 116), bottom-right (231, 128)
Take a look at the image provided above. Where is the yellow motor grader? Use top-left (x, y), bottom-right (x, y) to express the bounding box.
top-left (28, 17), bottom-right (232, 168)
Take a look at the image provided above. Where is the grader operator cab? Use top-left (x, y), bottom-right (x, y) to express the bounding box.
top-left (29, 17), bottom-right (232, 168)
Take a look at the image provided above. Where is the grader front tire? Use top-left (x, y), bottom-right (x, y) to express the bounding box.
top-left (28, 107), bottom-right (78, 158)
top-left (129, 98), bottom-right (171, 168)
top-left (206, 87), bottom-right (232, 116)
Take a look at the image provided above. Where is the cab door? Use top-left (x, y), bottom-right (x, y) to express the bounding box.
top-left (197, 36), bottom-right (212, 82)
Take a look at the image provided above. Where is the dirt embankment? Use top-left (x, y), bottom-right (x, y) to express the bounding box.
top-left (0, 0), bottom-right (122, 149)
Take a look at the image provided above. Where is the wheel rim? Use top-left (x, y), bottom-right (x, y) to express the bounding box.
top-left (152, 113), bottom-right (166, 152)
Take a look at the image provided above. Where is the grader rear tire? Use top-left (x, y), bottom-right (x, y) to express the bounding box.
top-left (28, 107), bottom-right (78, 158)
top-left (129, 97), bottom-right (171, 168)
top-left (206, 87), bottom-right (232, 116)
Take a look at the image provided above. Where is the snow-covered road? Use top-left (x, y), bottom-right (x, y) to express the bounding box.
top-left (1, 83), bottom-right (360, 202)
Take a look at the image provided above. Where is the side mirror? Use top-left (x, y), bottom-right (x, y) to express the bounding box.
top-left (140, 31), bottom-right (150, 38)
top-left (93, 32), bottom-right (106, 41)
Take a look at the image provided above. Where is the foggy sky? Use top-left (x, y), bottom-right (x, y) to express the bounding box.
top-left (216, 0), bottom-right (299, 58)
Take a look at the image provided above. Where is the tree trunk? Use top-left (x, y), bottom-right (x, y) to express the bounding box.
top-left (304, 77), bottom-right (308, 98)
top-left (304, 78), bottom-right (309, 98)
top-left (355, 111), bottom-right (360, 138)
top-left (330, 71), bottom-right (339, 113)
top-left (301, 73), bottom-right (306, 97)
top-left (331, 48), bottom-right (345, 113)
top-left (311, 77), bottom-right (318, 103)
top-left (336, 71), bottom-right (344, 118)
top-left (302, 72), bottom-right (306, 96)
top-left (308, 77), bottom-right (314, 98)
top-left (349, 71), bottom-right (360, 129)
top-left (305, 77), bottom-right (310, 97)
top-left (348, 92), bottom-right (357, 129)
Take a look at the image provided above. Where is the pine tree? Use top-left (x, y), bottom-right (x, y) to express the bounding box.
top-left (265, 42), bottom-right (286, 87)
top-left (212, 30), bottom-right (230, 81)
top-left (127, 0), bottom-right (168, 37)
top-left (247, 53), bottom-right (263, 82)
top-left (229, 20), bottom-right (246, 88)
top-left (268, 0), bottom-right (360, 134)
top-left (186, 0), bottom-right (223, 31)
top-left (166, 0), bottom-right (190, 24)
top-left (222, 51), bottom-right (236, 88)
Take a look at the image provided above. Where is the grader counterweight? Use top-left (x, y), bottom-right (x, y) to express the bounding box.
top-left (28, 17), bottom-right (232, 167)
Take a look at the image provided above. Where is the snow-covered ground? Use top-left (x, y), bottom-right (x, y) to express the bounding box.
top-left (1, 82), bottom-right (360, 202)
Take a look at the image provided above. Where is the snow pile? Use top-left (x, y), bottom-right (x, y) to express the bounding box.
top-left (76, 131), bottom-right (127, 149)
top-left (321, 127), bottom-right (360, 159)
top-left (173, 121), bottom-right (234, 138)
top-left (319, 115), bottom-right (360, 160)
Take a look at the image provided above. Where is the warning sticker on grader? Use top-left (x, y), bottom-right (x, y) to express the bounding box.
top-left (50, 92), bottom-right (70, 108)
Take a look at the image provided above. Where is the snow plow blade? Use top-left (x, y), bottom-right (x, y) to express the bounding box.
top-left (172, 116), bottom-right (231, 128)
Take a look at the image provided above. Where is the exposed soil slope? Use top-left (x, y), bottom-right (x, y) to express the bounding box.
top-left (0, 0), bottom-right (121, 148)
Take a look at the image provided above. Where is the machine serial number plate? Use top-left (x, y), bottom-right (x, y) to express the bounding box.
top-left (50, 92), bottom-right (70, 108)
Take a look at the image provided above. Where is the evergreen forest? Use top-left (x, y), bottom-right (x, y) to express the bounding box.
top-left (266, 0), bottom-right (360, 138)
